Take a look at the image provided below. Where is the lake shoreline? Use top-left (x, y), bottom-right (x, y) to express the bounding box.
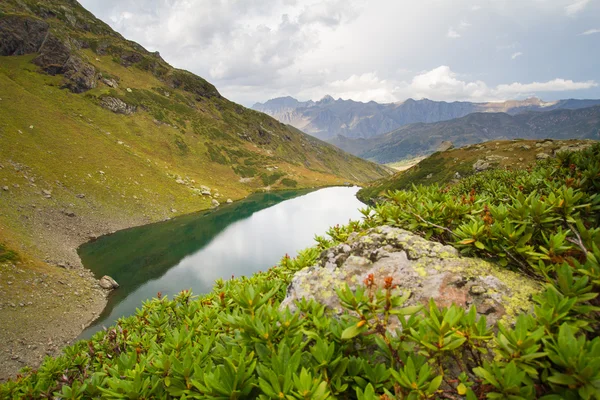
top-left (0, 184), bottom-right (357, 382)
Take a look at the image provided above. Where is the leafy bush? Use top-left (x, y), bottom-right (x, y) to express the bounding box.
top-left (281, 178), bottom-right (298, 188)
top-left (232, 165), bottom-right (257, 178)
top-left (2, 144), bottom-right (599, 399)
top-left (260, 171), bottom-right (285, 186)
top-left (205, 143), bottom-right (229, 165)
top-left (0, 243), bottom-right (18, 262)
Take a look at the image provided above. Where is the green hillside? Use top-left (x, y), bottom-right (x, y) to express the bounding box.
top-left (2, 140), bottom-right (599, 400)
top-left (0, 0), bottom-right (388, 380)
top-left (0, 0), bottom-right (389, 270)
top-left (357, 139), bottom-right (596, 204)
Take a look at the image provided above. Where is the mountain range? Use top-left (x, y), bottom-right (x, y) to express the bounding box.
top-left (329, 106), bottom-right (600, 163)
top-left (252, 96), bottom-right (600, 141)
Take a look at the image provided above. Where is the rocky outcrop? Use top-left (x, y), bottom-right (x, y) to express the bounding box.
top-left (0, 14), bottom-right (97, 92)
top-left (0, 15), bottom-right (50, 56)
top-left (61, 56), bottom-right (97, 92)
top-left (281, 226), bottom-right (540, 327)
top-left (100, 96), bottom-right (136, 115)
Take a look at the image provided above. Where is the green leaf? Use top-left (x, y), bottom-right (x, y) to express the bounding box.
top-left (427, 375), bottom-right (443, 394)
top-left (546, 373), bottom-right (578, 386)
top-left (390, 305), bottom-right (424, 316)
top-left (341, 323), bottom-right (365, 340)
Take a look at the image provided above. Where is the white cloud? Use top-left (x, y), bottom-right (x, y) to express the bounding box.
top-left (447, 28), bottom-right (461, 38)
top-left (565, 0), bottom-right (590, 15)
top-left (496, 78), bottom-right (598, 94)
top-left (320, 72), bottom-right (398, 102)
top-left (304, 66), bottom-right (598, 104)
top-left (447, 19), bottom-right (471, 39)
top-left (511, 52), bottom-right (523, 60)
top-left (408, 67), bottom-right (597, 101)
top-left (79, 0), bottom-right (600, 106)
top-left (580, 28), bottom-right (600, 35)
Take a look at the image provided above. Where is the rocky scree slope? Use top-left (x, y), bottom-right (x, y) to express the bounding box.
top-left (0, 0), bottom-right (388, 382)
top-left (253, 95), bottom-right (600, 141)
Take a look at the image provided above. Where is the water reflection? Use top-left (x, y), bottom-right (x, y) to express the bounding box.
top-left (78, 186), bottom-right (364, 338)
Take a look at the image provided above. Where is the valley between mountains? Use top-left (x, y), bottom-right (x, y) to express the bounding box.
top-left (1, 0), bottom-right (600, 397)
top-left (0, 0), bottom-right (388, 381)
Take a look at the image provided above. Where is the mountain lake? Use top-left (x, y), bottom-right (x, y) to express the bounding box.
top-left (77, 186), bottom-right (365, 339)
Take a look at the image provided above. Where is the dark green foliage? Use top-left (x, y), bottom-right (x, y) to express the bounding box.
top-left (0, 243), bottom-right (18, 262)
top-left (281, 178), bottom-right (298, 188)
top-left (173, 135), bottom-right (188, 155)
top-left (260, 171), bottom-right (285, 186)
top-left (168, 70), bottom-right (220, 99)
top-left (2, 145), bottom-right (599, 399)
top-left (232, 165), bottom-right (257, 178)
top-left (205, 143), bottom-right (229, 165)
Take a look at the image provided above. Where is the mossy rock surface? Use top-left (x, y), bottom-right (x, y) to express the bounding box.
top-left (281, 225), bottom-right (541, 328)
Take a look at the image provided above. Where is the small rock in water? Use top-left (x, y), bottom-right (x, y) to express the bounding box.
top-left (226, 198), bottom-right (233, 204)
top-left (98, 275), bottom-right (119, 290)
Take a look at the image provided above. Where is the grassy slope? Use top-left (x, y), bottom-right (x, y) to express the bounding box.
top-left (357, 139), bottom-right (597, 203)
top-left (0, 0), bottom-right (388, 379)
top-left (0, 4), bottom-right (389, 261)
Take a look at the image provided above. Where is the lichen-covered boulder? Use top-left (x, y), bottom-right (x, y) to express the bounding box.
top-left (281, 226), bottom-right (540, 326)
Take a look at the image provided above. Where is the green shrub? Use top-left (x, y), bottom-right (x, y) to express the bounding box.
top-left (260, 171), bottom-right (285, 186)
top-left (0, 243), bottom-right (18, 262)
top-left (281, 178), bottom-right (298, 188)
top-left (205, 143), bottom-right (228, 165)
top-left (2, 144), bottom-right (599, 399)
top-left (232, 164), bottom-right (257, 178)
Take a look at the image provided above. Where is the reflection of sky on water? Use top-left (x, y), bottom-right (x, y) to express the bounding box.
top-left (177, 187), bottom-right (364, 282)
top-left (80, 187), bottom-right (364, 338)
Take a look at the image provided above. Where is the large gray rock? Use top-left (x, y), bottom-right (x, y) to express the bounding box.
top-left (62, 56), bottom-right (97, 93)
top-left (100, 96), bottom-right (136, 115)
top-left (472, 159), bottom-right (491, 172)
top-left (0, 16), bottom-right (50, 56)
top-left (281, 226), bottom-right (540, 327)
top-left (98, 275), bottom-right (119, 290)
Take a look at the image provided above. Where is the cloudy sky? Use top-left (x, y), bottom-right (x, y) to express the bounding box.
top-left (79, 0), bottom-right (600, 106)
